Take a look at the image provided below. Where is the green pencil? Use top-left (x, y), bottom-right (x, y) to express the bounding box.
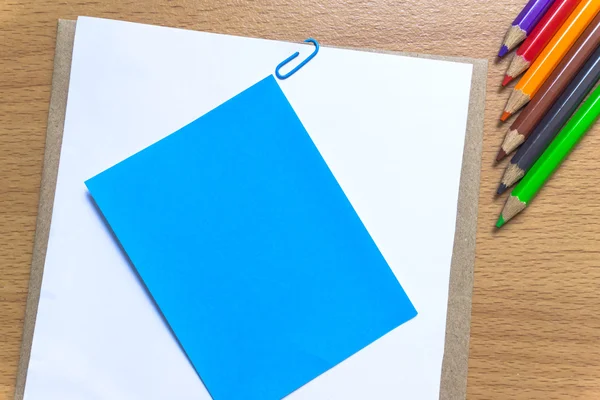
top-left (496, 83), bottom-right (600, 228)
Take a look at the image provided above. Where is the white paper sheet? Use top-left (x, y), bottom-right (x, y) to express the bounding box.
top-left (23, 16), bottom-right (473, 400)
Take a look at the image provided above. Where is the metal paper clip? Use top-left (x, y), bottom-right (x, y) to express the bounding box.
top-left (275, 38), bottom-right (319, 80)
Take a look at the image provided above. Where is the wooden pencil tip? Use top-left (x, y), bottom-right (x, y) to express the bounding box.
top-left (500, 111), bottom-right (512, 122)
top-left (496, 148), bottom-right (507, 162)
top-left (502, 25), bottom-right (527, 55)
top-left (498, 194), bottom-right (527, 227)
top-left (502, 75), bottom-right (513, 87)
top-left (504, 89), bottom-right (530, 115)
top-left (498, 46), bottom-right (509, 58)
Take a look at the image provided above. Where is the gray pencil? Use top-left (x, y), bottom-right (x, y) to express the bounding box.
top-left (497, 44), bottom-right (600, 195)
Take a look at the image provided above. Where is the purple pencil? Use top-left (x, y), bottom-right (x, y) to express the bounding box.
top-left (499, 0), bottom-right (556, 57)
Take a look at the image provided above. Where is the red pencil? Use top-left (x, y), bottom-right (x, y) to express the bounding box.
top-left (503, 0), bottom-right (581, 86)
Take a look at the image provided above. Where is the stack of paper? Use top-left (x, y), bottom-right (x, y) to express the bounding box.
top-left (20, 17), bottom-right (479, 400)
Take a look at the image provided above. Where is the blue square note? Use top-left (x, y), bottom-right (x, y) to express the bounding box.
top-left (86, 75), bottom-right (417, 400)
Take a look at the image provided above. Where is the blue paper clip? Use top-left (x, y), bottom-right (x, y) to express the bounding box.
top-left (275, 38), bottom-right (320, 80)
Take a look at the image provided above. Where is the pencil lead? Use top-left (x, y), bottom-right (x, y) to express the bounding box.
top-left (496, 148), bottom-right (507, 162)
top-left (497, 183), bottom-right (508, 196)
top-left (498, 46), bottom-right (510, 58)
top-left (495, 215), bottom-right (506, 229)
top-left (502, 75), bottom-right (514, 87)
top-left (500, 111), bottom-right (512, 122)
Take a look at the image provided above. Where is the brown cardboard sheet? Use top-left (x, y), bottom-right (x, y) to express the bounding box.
top-left (15, 19), bottom-right (487, 400)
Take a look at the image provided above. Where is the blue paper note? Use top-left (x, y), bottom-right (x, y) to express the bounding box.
top-left (86, 75), bottom-right (417, 400)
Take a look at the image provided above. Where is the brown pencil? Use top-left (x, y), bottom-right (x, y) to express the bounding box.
top-left (497, 12), bottom-right (600, 161)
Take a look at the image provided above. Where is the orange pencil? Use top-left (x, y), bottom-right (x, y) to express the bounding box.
top-left (502, 0), bottom-right (600, 120)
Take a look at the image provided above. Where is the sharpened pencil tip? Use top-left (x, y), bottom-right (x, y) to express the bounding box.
top-left (497, 183), bottom-right (508, 196)
top-left (498, 46), bottom-right (509, 58)
top-left (500, 111), bottom-right (512, 122)
top-left (502, 75), bottom-right (514, 87)
top-left (496, 148), bottom-right (507, 162)
top-left (496, 215), bottom-right (506, 229)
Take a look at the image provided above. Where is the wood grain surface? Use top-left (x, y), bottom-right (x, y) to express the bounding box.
top-left (1, 1), bottom-right (600, 399)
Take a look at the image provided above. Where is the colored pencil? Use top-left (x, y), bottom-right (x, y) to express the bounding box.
top-left (497, 45), bottom-right (600, 194)
top-left (496, 83), bottom-right (600, 228)
top-left (497, 13), bottom-right (600, 160)
top-left (503, 0), bottom-right (581, 85)
top-left (502, 0), bottom-right (600, 119)
top-left (499, 0), bottom-right (556, 57)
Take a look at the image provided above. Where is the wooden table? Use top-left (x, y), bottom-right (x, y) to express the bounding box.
top-left (2, 1), bottom-right (600, 398)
